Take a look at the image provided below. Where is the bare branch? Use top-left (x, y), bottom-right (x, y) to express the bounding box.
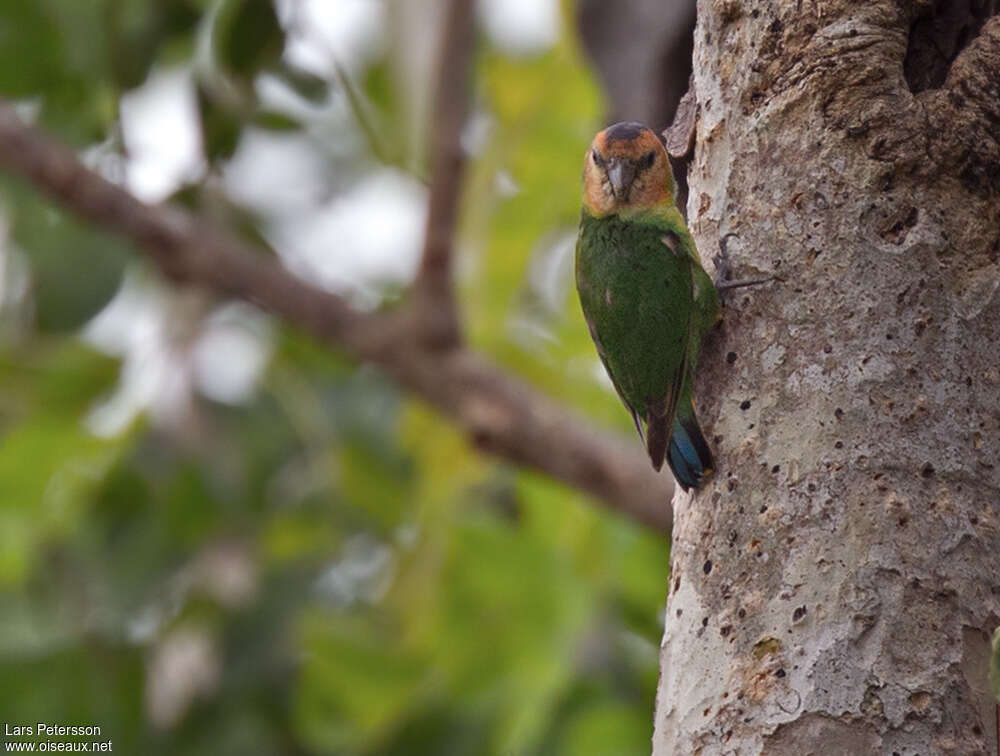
top-left (409, 0), bottom-right (475, 349)
top-left (0, 99), bottom-right (675, 531)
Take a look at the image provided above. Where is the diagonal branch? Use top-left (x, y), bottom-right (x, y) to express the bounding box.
top-left (409, 0), bottom-right (475, 349)
top-left (0, 99), bottom-right (676, 532)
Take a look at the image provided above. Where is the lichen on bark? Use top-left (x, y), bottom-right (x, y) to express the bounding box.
top-left (653, 2), bottom-right (1000, 753)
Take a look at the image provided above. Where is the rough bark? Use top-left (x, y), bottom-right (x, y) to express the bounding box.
top-left (654, 2), bottom-right (1000, 753)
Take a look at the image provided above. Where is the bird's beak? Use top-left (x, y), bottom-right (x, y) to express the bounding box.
top-left (606, 159), bottom-right (635, 201)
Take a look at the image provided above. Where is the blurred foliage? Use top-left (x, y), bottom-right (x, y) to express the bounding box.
top-left (0, 1), bottom-right (669, 754)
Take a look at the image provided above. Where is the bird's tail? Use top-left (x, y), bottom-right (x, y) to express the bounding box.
top-left (666, 403), bottom-right (714, 491)
top-left (645, 414), bottom-right (668, 473)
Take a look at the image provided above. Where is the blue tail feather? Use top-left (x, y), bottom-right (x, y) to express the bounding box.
top-left (666, 412), bottom-right (714, 491)
top-left (668, 441), bottom-right (696, 490)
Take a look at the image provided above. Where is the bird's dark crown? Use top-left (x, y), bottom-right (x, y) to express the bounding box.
top-left (602, 121), bottom-right (647, 144)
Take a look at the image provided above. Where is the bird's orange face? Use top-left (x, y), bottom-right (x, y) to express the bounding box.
top-left (582, 122), bottom-right (675, 217)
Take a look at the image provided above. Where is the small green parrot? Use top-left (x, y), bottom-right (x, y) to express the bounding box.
top-left (576, 122), bottom-right (719, 491)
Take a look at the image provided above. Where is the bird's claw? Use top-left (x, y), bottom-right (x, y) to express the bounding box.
top-left (714, 233), bottom-right (781, 295)
top-left (713, 233), bottom-right (736, 289)
top-left (717, 275), bottom-right (781, 291)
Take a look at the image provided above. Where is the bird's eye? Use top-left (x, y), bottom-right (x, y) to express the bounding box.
top-left (591, 149), bottom-right (604, 166)
top-left (640, 150), bottom-right (656, 169)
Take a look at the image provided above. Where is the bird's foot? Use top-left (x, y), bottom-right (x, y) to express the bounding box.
top-left (713, 233), bottom-right (781, 294)
top-left (716, 275), bottom-right (779, 292)
top-left (712, 233), bottom-right (736, 289)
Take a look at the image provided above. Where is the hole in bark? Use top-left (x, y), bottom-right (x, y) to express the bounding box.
top-left (792, 605), bottom-right (807, 622)
top-left (704, 559), bottom-right (713, 574)
top-left (904, 0), bottom-right (1000, 93)
top-left (878, 206), bottom-right (918, 245)
top-left (740, 399), bottom-right (752, 410)
top-left (727, 351), bottom-right (738, 364)
top-left (921, 462), bottom-right (936, 478)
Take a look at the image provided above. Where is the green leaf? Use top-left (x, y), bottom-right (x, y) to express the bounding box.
top-left (110, 0), bottom-right (204, 89)
top-left (296, 613), bottom-right (427, 752)
top-left (0, 4), bottom-right (63, 97)
top-left (0, 418), bottom-right (118, 585)
top-left (274, 64), bottom-right (330, 104)
top-left (253, 110), bottom-right (301, 132)
top-left (28, 224), bottom-right (129, 332)
top-left (213, 0), bottom-right (284, 80)
top-left (0, 643), bottom-right (144, 751)
top-left (557, 702), bottom-right (649, 756)
top-left (0, 340), bottom-right (120, 418)
top-left (0, 341), bottom-right (120, 586)
top-left (339, 442), bottom-right (412, 532)
top-left (37, 80), bottom-right (117, 147)
top-left (197, 84), bottom-right (243, 161)
top-left (4, 185), bottom-right (131, 332)
top-left (435, 512), bottom-right (591, 754)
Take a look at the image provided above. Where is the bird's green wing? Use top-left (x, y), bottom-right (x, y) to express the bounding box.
top-left (576, 210), bottom-right (696, 468)
top-left (583, 315), bottom-right (646, 442)
top-left (661, 218), bottom-right (718, 488)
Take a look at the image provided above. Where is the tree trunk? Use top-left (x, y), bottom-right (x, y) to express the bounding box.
top-left (653, 2), bottom-right (1000, 753)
